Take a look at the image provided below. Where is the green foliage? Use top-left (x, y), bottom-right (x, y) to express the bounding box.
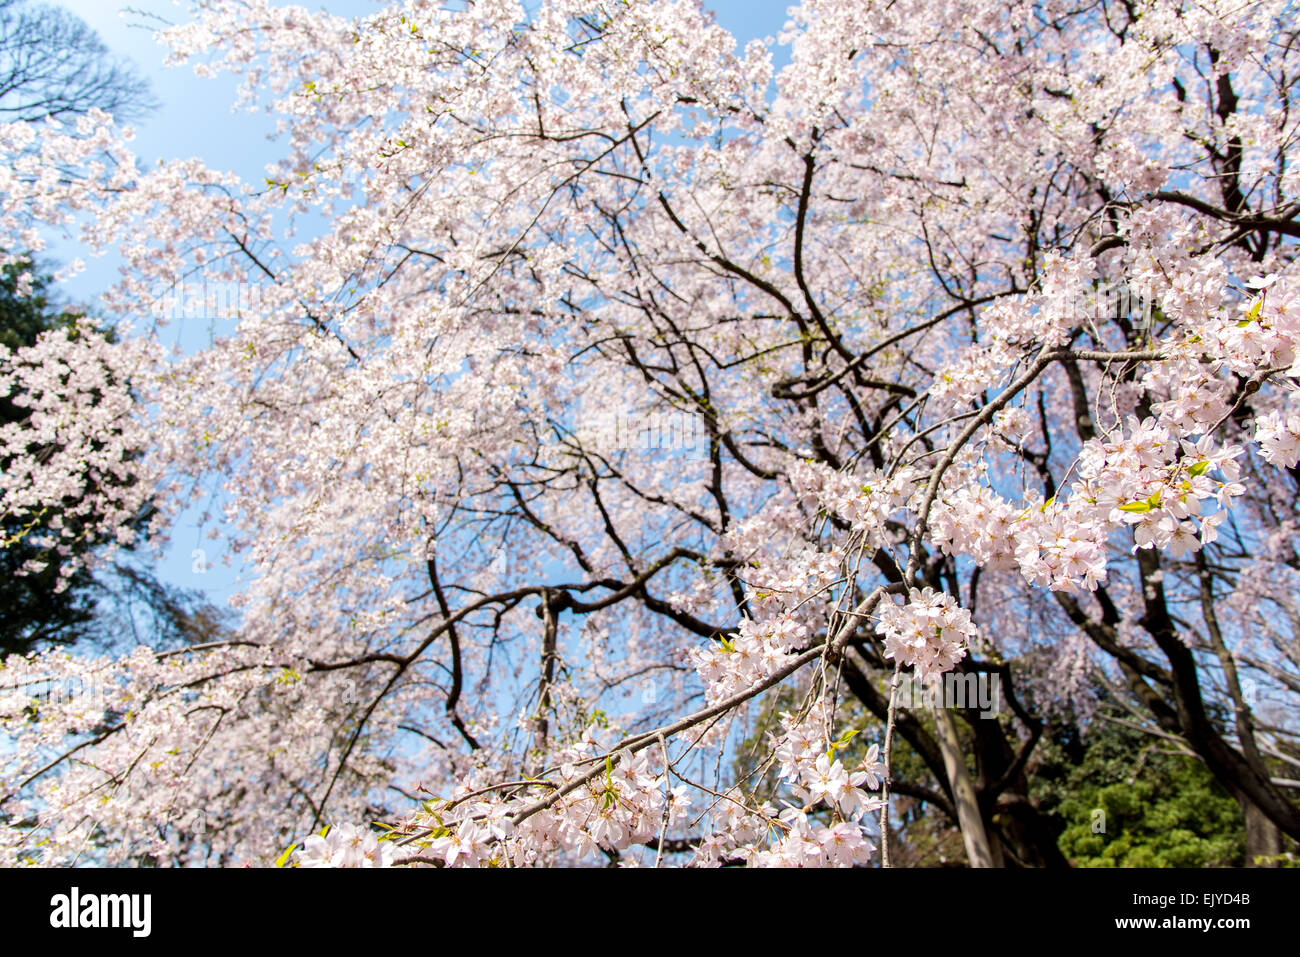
top-left (0, 257), bottom-right (229, 656)
top-left (0, 258), bottom-right (104, 656)
top-left (1034, 719), bottom-right (1244, 868)
top-left (0, 258), bottom-right (82, 351)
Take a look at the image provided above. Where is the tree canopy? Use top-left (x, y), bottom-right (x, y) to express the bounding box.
top-left (1, 0), bottom-right (1299, 868)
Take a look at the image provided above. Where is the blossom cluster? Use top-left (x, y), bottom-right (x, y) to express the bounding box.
top-left (788, 459), bottom-right (916, 548)
top-left (688, 614), bottom-right (809, 704)
top-left (875, 588), bottom-right (975, 680)
top-left (0, 322), bottom-right (160, 588)
top-left (1255, 402), bottom-right (1300, 469)
top-left (295, 824), bottom-right (394, 868)
top-left (1205, 274), bottom-right (1300, 379)
top-left (370, 737), bottom-right (693, 868)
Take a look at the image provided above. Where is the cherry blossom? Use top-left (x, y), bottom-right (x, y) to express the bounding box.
top-left (2, 0), bottom-right (1300, 867)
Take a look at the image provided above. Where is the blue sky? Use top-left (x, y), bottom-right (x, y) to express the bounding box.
top-left (47, 0), bottom-right (793, 608)
top-left (56, 0), bottom-right (790, 177)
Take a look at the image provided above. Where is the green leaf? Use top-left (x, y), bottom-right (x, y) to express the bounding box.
top-left (274, 842), bottom-right (299, 868)
top-left (1117, 500), bottom-right (1152, 513)
top-left (1187, 460), bottom-right (1211, 478)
